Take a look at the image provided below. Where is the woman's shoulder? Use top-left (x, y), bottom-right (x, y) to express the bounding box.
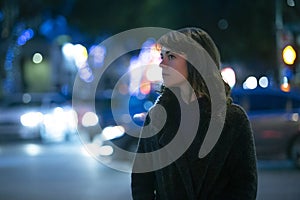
top-left (228, 102), bottom-right (247, 113)
top-left (226, 103), bottom-right (249, 122)
top-left (222, 103), bottom-right (252, 141)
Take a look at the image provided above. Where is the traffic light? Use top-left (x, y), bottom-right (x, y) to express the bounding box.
top-left (282, 45), bottom-right (297, 65)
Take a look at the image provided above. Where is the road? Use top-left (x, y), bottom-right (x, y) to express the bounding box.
top-left (0, 140), bottom-right (131, 200)
top-left (257, 160), bottom-right (300, 200)
top-left (0, 140), bottom-right (299, 200)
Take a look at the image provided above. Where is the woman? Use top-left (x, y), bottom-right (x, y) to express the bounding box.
top-left (131, 27), bottom-right (257, 200)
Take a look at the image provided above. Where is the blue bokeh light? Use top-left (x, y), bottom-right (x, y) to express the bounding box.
top-left (17, 28), bottom-right (35, 46)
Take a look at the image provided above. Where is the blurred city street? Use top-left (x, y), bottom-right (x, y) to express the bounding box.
top-left (0, 140), bottom-right (132, 200)
top-left (1, 1), bottom-right (300, 200)
top-left (0, 140), bottom-right (300, 200)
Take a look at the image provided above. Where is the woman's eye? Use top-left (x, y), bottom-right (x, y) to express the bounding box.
top-left (168, 54), bottom-right (175, 60)
top-left (160, 52), bottom-right (176, 60)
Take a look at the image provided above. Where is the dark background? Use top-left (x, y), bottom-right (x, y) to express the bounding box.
top-left (0, 0), bottom-right (300, 94)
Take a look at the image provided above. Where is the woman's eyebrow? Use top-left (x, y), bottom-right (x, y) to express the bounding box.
top-left (160, 50), bottom-right (170, 56)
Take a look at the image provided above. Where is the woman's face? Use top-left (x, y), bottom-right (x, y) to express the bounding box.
top-left (159, 48), bottom-right (188, 87)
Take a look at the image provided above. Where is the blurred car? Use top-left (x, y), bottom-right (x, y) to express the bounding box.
top-left (90, 90), bottom-right (158, 158)
top-left (91, 86), bottom-right (300, 169)
top-left (231, 87), bottom-right (300, 168)
top-left (0, 92), bottom-right (77, 142)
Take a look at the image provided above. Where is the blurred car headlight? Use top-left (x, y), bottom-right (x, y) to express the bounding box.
top-left (82, 111), bottom-right (98, 127)
top-left (65, 109), bottom-right (78, 129)
top-left (102, 125), bottom-right (125, 140)
top-left (20, 112), bottom-right (43, 127)
top-left (98, 145), bottom-right (114, 156)
top-left (43, 107), bottom-right (77, 134)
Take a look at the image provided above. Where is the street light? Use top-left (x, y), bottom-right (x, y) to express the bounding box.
top-left (282, 45), bottom-right (297, 65)
top-left (275, 0), bottom-right (298, 85)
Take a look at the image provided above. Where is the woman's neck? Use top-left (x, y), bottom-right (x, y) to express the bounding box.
top-left (179, 82), bottom-right (196, 104)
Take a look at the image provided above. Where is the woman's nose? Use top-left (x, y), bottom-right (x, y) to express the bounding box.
top-left (159, 58), bottom-right (167, 68)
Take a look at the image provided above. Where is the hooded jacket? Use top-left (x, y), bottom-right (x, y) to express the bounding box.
top-left (131, 89), bottom-right (257, 200)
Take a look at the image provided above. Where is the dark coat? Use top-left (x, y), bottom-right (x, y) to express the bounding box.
top-left (131, 92), bottom-right (257, 200)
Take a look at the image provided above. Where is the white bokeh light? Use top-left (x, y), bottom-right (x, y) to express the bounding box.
top-left (221, 67), bottom-right (236, 88)
top-left (258, 76), bottom-right (269, 88)
top-left (32, 53), bottom-right (43, 64)
top-left (243, 76), bottom-right (257, 90)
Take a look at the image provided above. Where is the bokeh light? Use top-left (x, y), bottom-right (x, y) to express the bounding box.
top-left (282, 45), bottom-right (296, 65)
top-left (32, 53), bottom-right (43, 64)
top-left (82, 112), bottom-right (99, 127)
top-left (280, 76), bottom-right (291, 92)
top-left (221, 67), bottom-right (236, 88)
top-left (243, 76), bottom-right (258, 90)
top-left (258, 76), bottom-right (269, 88)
